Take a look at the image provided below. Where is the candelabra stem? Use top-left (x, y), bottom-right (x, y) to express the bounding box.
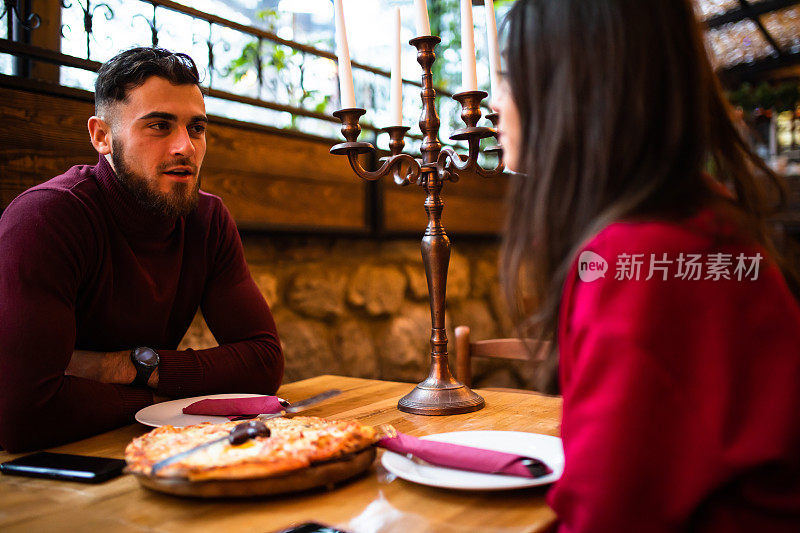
top-left (423, 172), bottom-right (448, 371)
top-left (397, 36), bottom-right (485, 416)
top-left (397, 170), bottom-right (485, 415)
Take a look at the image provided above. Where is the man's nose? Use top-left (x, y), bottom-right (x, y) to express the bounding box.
top-left (170, 127), bottom-right (196, 158)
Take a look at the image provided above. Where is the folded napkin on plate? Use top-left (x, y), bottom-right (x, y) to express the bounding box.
top-left (182, 396), bottom-right (286, 418)
top-left (378, 432), bottom-right (552, 478)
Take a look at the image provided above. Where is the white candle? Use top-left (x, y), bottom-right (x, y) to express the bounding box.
top-left (334, 0), bottom-right (356, 109)
top-left (414, 0), bottom-right (431, 36)
top-left (390, 8), bottom-right (403, 126)
top-left (460, 0), bottom-right (478, 91)
top-left (484, 0), bottom-right (501, 97)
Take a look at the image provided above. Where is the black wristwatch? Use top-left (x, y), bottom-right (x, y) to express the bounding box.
top-left (130, 346), bottom-right (159, 387)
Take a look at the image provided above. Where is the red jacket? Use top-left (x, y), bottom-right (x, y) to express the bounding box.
top-left (548, 208), bottom-right (800, 532)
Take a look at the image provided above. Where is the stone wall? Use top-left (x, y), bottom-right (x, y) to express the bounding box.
top-left (178, 235), bottom-right (539, 390)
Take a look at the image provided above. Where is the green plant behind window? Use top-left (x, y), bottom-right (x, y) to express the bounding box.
top-left (227, 9), bottom-right (331, 128)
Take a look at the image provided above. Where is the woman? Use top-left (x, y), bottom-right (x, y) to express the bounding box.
top-left (493, 0), bottom-right (800, 531)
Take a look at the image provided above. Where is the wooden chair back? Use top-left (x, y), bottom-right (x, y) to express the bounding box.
top-left (454, 325), bottom-right (550, 391)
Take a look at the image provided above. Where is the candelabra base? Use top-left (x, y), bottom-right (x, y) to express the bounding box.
top-left (398, 378), bottom-right (485, 415)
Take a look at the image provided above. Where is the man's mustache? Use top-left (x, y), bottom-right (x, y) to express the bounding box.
top-left (158, 159), bottom-right (198, 173)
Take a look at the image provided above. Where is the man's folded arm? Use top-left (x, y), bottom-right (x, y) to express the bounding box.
top-left (0, 191), bottom-right (154, 452)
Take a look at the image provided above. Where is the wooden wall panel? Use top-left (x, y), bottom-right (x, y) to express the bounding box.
top-left (383, 170), bottom-right (509, 234)
top-left (201, 118), bottom-right (364, 230)
top-left (0, 84), bottom-right (366, 231)
top-left (201, 170), bottom-right (364, 231)
top-left (0, 86), bottom-right (97, 208)
top-left (204, 119), bottom-right (358, 185)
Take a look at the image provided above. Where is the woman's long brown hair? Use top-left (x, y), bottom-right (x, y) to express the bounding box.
top-left (499, 0), bottom-right (797, 393)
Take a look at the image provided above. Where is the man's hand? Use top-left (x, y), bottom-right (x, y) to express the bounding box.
top-left (65, 350), bottom-right (158, 388)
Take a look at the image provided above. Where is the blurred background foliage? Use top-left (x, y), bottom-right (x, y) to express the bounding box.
top-left (728, 81), bottom-right (800, 112)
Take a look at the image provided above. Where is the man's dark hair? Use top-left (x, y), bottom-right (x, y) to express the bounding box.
top-left (94, 47), bottom-right (201, 117)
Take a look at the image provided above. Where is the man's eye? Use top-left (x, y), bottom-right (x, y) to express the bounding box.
top-left (190, 124), bottom-right (206, 134)
top-left (149, 122), bottom-right (169, 130)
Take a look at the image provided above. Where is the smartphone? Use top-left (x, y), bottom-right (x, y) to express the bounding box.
top-left (0, 452), bottom-right (126, 483)
top-left (273, 522), bottom-right (349, 533)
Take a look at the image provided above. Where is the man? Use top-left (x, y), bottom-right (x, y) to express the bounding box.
top-left (0, 48), bottom-right (283, 452)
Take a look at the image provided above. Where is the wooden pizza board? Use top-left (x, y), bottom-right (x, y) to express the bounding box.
top-left (134, 447), bottom-right (376, 498)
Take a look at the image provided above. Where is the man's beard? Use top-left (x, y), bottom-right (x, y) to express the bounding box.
top-left (111, 138), bottom-right (200, 218)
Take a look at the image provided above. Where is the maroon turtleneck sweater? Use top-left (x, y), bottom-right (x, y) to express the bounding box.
top-left (0, 156), bottom-right (283, 452)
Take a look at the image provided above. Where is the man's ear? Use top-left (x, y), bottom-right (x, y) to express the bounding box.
top-left (88, 116), bottom-right (112, 155)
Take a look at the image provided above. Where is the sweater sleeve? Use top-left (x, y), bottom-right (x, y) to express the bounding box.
top-left (0, 190), bottom-right (152, 452)
top-left (547, 226), bottom-right (800, 532)
top-left (156, 201), bottom-right (283, 398)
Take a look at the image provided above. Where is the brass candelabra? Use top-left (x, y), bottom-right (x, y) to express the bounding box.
top-left (330, 35), bottom-right (504, 415)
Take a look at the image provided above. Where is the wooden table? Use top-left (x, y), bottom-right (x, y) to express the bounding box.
top-left (0, 375), bottom-right (562, 533)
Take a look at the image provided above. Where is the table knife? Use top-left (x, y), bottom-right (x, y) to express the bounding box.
top-left (257, 389), bottom-right (342, 421)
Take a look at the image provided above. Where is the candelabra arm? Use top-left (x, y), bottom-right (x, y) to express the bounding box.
top-left (441, 90), bottom-right (504, 180)
top-left (437, 146), bottom-right (471, 174)
top-left (473, 154), bottom-right (505, 178)
top-left (332, 120), bottom-right (420, 185)
top-left (437, 140), bottom-right (504, 181)
top-left (346, 151), bottom-right (420, 184)
top-left (388, 156), bottom-right (423, 186)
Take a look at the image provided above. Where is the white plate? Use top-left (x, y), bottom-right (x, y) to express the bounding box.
top-left (135, 393), bottom-right (267, 427)
top-left (380, 430), bottom-right (563, 491)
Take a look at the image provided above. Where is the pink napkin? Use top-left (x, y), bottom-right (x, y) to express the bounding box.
top-left (378, 432), bottom-right (552, 478)
top-left (182, 396), bottom-right (286, 419)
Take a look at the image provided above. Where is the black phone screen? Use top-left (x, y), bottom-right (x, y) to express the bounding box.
top-left (0, 452), bottom-right (126, 483)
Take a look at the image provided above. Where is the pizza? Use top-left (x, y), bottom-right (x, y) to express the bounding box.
top-left (125, 416), bottom-right (378, 481)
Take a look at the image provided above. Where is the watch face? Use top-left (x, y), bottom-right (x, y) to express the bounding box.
top-left (133, 347), bottom-right (159, 367)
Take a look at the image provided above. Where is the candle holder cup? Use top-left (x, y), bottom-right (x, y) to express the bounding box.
top-left (330, 34), bottom-right (504, 415)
